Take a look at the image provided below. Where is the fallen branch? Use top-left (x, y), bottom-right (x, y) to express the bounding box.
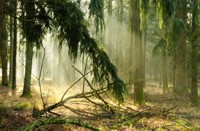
top-left (63, 105), bottom-right (95, 117)
top-left (32, 88), bottom-right (107, 117)
top-left (72, 65), bottom-right (116, 114)
top-left (60, 70), bottom-right (92, 101)
top-left (21, 117), bottom-right (100, 131)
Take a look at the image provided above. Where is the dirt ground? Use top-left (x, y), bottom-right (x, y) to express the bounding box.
top-left (0, 83), bottom-right (199, 131)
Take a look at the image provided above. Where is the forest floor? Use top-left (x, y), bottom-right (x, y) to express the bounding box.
top-left (0, 83), bottom-right (200, 131)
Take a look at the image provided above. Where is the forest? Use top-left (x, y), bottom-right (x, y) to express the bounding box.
top-left (0, 0), bottom-right (200, 130)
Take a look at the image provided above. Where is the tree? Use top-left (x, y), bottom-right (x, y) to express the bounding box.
top-left (128, 0), bottom-right (135, 94)
top-left (129, 0), bottom-right (145, 105)
top-left (8, 0), bottom-right (17, 90)
top-left (173, 0), bottom-right (188, 94)
top-left (106, 0), bottom-right (113, 60)
top-left (154, 0), bottom-right (176, 92)
top-left (21, 0), bottom-right (36, 97)
top-left (189, 0), bottom-right (199, 106)
top-left (161, 40), bottom-right (168, 92)
top-left (116, 0), bottom-right (123, 72)
top-left (152, 38), bottom-right (168, 92)
top-left (11, 0), bottom-right (17, 90)
top-left (9, 1), bottom-right (13, 86)
top-left (0, 0), bottom-right (8, 86)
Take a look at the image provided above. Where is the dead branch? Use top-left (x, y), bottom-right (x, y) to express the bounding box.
top-left (38, 44), bottom-right (46, 109)
top-left (60, 70), bottom-right (92, 101)
top-left (82, 56), bottom-right (89, 93)
top-left (84, 96), bottom-right (103, 108)
top-left (72, 65), bottom-right (116, 114)
top-left (32, 88), bottom-right (107, 117)
top-left (63, 105), bottom-right (95, 117)
top-left (21, 117), bottom-right (100, 131)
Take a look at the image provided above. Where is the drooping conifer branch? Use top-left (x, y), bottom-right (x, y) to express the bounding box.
top-left (44, 0), bottom-right (127, 102)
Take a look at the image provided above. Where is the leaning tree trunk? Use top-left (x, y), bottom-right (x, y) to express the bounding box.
top-left (174, 0), bottom-right (188, 95)
top-left (0, 0), bottom-right (8, 86)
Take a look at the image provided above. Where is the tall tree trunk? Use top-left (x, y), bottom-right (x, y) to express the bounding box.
top-left (21, 41), bottom-right (33, 97)
top-left (9, 0), bottom-right (17, 89)
top-left (129, 0), bottom-right (144, 104)
top-left (107, 0), bottom-right (113, 60)
top-left (116, 0), bottom-right (123, 76)
top-left (162, 43), bottom-right (168, 92)
top-left (142, 21), bottom-right (146, 91)
top-left (9, 13), bottom-right (13, 85)
top-left (190, 0), bottom-right (199, 106)
top-left (0, 0), bottom-right (8, 86)
top-left (174, 0), bottom-right (188, 94)
top-left (12, 0), bottom-right (17, 90)
top-left (159, 54), bottom-right (162, 88)
top-left (21, 0), bottom-right (35, 97)
top-left (128, 0), bottom-right (134, 92)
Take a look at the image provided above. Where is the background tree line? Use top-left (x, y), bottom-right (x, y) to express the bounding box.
top-left (101, 0), bottom-right (200, 106)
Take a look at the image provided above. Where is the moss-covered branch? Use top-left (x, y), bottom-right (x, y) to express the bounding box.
top-left (21, 118), bottom-right (100, 131)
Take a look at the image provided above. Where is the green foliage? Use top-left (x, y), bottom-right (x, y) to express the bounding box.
top-left (140, 0), bottom-right (150, 30)
top-left (19, 0), bottom-right (49, 49)
top-left (43, 0), bottom-right (127, 102)
top-left (154, 0), bottom-right (174, 29)
top-left (89, 0), bottom-right (105, 33)
top-left (20, 92), bottom-right (32, 98)
top-left (152, 38), bottom-right (166, 56)
top-left (173, 18), bottom-right (186, 37)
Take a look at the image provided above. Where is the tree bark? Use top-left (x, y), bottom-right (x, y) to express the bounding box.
top-left (9, 13), bottom-right (13, 85)
top-left (9, 0), bottom-right (17, 89)
top-left (162, 41), bottom-right (168, 92)
top-left (21, 41), bottom-right (34, 97)
top-left (21, 0), bottom-right (35, 97)
top-left (129, 0), bottom-right (145, 104)
top-left (128, 0), bottom-right (134, 92)
top-left (12, 0), bottom-right (17, 90)
top-left (0, 0), bottom-right (8, 86)
top-left (116, 0), bottom-right (123, 76)
top-left (190, 0), bottom-right (199, 106)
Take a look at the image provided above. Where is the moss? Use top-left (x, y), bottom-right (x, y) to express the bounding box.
top-left (14, 102), bottom-right (31, 110)
top-left (190, 100), bottom-right (199, 107)
top-left (20, 93), bottom-right (32, 98)
top-left (134, 83), bottom-right (145, 105)
top-left (1, 82), bottom-right (9, 87)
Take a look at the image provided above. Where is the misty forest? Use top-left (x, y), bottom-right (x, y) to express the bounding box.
top-left (0, 0), bottom-right (200, 130)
